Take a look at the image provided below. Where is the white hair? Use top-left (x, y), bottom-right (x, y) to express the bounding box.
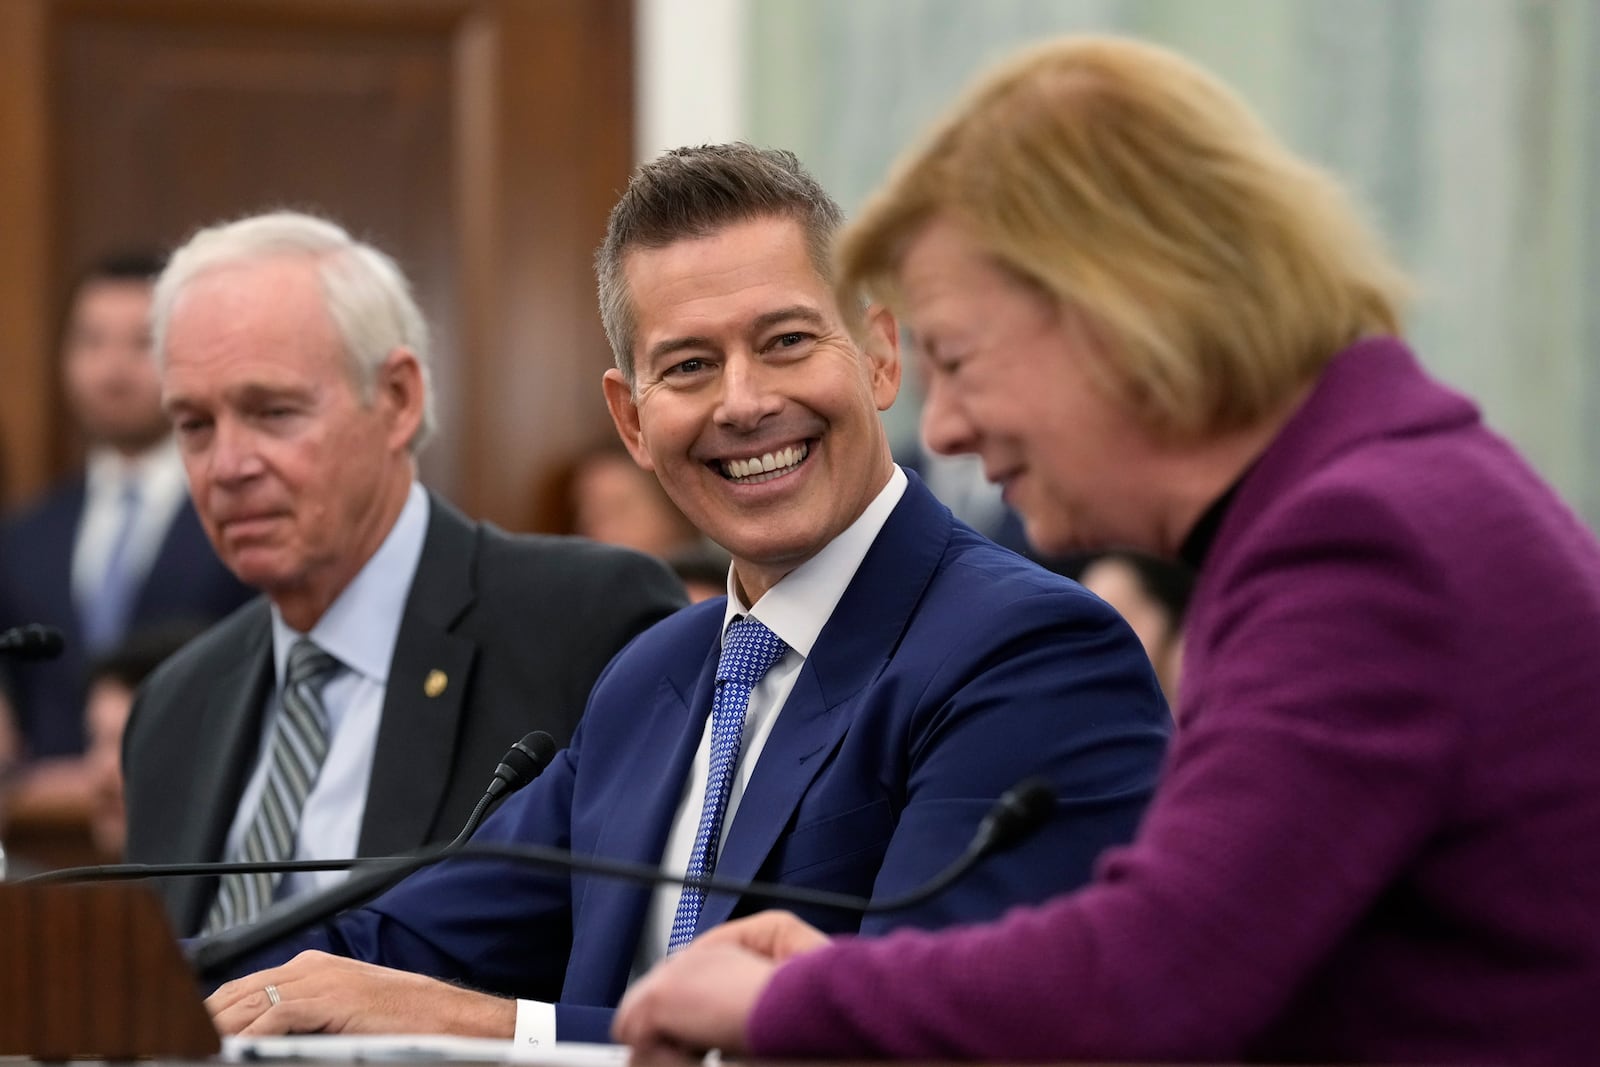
top-left (151, 210), bottom-right (436, 451)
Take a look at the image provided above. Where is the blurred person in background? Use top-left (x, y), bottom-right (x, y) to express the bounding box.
top-left (566, 442), bottom-right (706, 560)
top-left (81, 621), bottom-right (207, 859)
top-left (1076, 551), bottom-right (1191, 709)
top-left (0, 251), bottom-right (250, 834)
top-left (666, 542), bottom-right (735, 604)
top-left (616, 36), bottom-right (1600, 1065)
top-left (547, 441), bottom-right (728, 602)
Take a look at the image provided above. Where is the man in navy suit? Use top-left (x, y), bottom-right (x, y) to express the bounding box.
top-left (205, 144), bottom-right (1173, 1043)
top-left (0, 253), bottom-right (250, 797)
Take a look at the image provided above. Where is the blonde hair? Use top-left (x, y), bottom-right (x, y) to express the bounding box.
top-left (839, 36), bottom-right (1411, 440)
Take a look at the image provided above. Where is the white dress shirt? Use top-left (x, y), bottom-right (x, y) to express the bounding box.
top-left (514, 466), bottom-right (908, 1047)
top-left (221, 483), bottom-right (430, 902)
top-left (71, 440), bottom-right (189, 620)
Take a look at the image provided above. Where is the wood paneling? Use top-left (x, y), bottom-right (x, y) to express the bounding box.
top-left (0, 883), bottom-right (218, 1058)
top-left (455, 0), bottom-right (637, 528)
top-left (0, 0), bottom-right (633, 528)
top-left (0, 4), bottom-right (58, 503)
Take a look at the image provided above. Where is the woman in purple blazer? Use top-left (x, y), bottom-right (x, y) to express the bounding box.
top-left (614, 36), bottom-right (1600, 1065)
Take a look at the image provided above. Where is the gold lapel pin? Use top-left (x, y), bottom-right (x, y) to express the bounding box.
top-left (423, 669), bottom-right (448, 698)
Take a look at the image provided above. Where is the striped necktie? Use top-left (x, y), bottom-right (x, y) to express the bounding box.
top-left (203, 638), bottom-right (342, 934)
top-left (668, 615), bottom-right (788, 951)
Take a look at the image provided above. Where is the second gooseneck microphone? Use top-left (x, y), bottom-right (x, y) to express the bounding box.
top-left (446, 730), bottom-right (559, 851)
top-left (0, 624), bottom-right (65, 660)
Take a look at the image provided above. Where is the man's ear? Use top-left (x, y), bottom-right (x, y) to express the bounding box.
top-left (860, 304), bottom-right (902, 413)
top-left (377, 348), bottom-right (425, 451)
top-left (602, 368), bottom-right (654, 471)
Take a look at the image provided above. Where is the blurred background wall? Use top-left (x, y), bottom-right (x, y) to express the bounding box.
top-left (0, 0), bottom-right (633, 532)
top-left (3, 0), bottom-right (1596, 531)
top-left (737, 0), bottom-right (1600, 530)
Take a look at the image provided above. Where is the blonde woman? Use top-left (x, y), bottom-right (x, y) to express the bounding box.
top-left (617, 36), bottom-right (1600, 1064)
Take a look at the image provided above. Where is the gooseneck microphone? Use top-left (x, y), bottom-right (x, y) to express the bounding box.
top-left (184, 730), bottom-right (559, 980)
top-left (0, 624), bottom-right (65, 660)
top-left (971, 774), bottom-right (1057, 854)
top-left (188, 776), bottom-right (1057, 983)
top-left (448, 730), bottom-right (559, 850)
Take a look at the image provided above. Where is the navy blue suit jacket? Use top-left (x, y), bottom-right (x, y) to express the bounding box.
top-left (231, 475), bottom-right (1171, 1040)
top-left (0, 477), bottom-right (251, 757)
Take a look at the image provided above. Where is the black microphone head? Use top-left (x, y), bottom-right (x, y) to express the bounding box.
top-left (0, 624), bottom-right (65, 660)
top-left (492, 730), bottom-right (558, 792)
top-left (976, 777), bottom-right (1057, 854)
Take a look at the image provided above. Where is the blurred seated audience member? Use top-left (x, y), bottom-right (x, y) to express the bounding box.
top-left (0, 250), bottom-right (251, 773)
top-left (1077, 551), bottom-right (1192, 708)
top-left (564, 442), bottom-right (707, 560)
top-left (1, 621), bottom-right (207, 852)
top-left (83, 622), bottom-right (208, 859)
top-left (614, 36), bottom-right (1600, 1065)
top-left (665, 542), bottom-right (734, 604)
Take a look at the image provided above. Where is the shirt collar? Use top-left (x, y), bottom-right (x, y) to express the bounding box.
top-left (721, 465), bottom-right (908, 657)
top-left (271, 482), bottom-right (431, 687)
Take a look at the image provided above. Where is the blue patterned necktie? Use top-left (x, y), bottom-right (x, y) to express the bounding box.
top-left (203, 638), bottom-right (342, 934)
top-left (668, 615), bottom-right (789, 951)
top-left (81, 477), bottom-right (142, 652)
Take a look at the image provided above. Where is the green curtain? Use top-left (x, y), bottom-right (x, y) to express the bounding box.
top-left (745, 0), bottom-right (1600, 528)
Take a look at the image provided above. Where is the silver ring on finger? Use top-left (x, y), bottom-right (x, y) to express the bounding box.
top-left (264, 983), bottom-right (281, 1007)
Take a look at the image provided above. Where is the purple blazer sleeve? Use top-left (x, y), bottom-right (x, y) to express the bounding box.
top-left (750, 484), bottom-right (1464, 1060)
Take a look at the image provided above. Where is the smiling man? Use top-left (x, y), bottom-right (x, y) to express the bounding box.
top-left (120, 212), bottom-right (686, 937)
top-left (203, 146), bottom-right (1170, 1043)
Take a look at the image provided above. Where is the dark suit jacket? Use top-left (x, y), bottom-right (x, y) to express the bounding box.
top-left (0, 478), bottom-right (252, 757)
top-left (122, 492), bottom-right (687, 936)
top-left (231, 474), bottom-right (1173, 1041)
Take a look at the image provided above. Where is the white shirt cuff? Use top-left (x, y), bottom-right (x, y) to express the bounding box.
top-left (513, 999), bottom-right (558, 1049)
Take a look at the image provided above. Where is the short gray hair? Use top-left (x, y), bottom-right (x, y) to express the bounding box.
top-left (595, 143), bottom-right (845, 386)
top-left (152, 210), bottom-right (436, 450)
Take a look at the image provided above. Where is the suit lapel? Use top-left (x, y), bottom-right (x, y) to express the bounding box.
top-left (592, 638), bottom-right (719, 867)
top-left (568, 628), bottom-right (721, 1003)
top-left (697, 475), bottom-right (955, 932)
top-left (358, 496), bottom-right (479, 856)
top-left (176, 604), bottom-right (274, 932)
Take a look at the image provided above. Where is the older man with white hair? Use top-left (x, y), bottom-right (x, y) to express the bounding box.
top-left (121, 211), bottom-right (686, 937)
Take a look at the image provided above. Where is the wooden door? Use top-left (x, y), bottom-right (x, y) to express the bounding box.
top-left (0, 0), bottom-right (634, 529)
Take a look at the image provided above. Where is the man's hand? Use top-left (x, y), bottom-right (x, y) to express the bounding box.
top-left (206, 951), bottom-right (516, 1037)
top-left (613, 912), bottom-right (831, 1058)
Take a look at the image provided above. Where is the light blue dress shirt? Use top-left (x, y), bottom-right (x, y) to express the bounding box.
top-left (221, 483), bottom-right (431, 902)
